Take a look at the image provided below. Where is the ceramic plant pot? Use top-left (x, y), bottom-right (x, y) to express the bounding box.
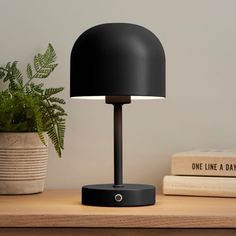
top-left (0, 132), bottom-right (48, 194)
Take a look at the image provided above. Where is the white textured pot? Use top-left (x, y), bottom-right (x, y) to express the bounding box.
top-left (0, 132), bottom-right (48, 194)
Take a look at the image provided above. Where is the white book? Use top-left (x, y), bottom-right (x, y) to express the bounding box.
top-left (163, 175), bottom-right (236, 197)
top-left (171, 149), bottom-right (236, 177)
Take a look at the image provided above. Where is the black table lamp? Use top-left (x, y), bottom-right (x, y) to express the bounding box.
top-left (70, 23), bottom-right (165, 207)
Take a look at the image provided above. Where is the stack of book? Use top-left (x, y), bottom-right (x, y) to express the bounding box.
top-left (163, 150), bottom-right (236, 197)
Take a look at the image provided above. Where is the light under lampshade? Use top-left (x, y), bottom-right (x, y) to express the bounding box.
top-left (70, 23), bottom-right (165, 207)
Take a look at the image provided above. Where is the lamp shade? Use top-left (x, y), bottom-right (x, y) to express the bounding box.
top-left (70, 23), bottom-right (165, 98)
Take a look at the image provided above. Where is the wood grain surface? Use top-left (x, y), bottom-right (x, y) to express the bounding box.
top-left (0, 189), bottom-right (235, 228)
top-left (0, 228), bottom-right (236, 236)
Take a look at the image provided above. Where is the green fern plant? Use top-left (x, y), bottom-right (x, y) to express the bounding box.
top-left (0, 44), bottom-right (66, 157)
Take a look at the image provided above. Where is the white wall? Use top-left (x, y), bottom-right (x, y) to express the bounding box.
top-left (1, 0), bottom-right (236, 190)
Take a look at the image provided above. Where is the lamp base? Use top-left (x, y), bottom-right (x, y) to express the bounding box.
top-left (82, 184), bottom-right (156, 207)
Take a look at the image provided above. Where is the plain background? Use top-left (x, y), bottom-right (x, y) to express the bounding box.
top-left (0, 0), bottom-right (236, 190)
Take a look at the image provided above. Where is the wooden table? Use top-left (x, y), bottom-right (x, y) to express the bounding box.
top-left (0, 189), bottom-right (236, 235)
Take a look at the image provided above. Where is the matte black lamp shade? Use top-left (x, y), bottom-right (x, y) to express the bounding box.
top-left (70, 23), bottom-right (165, 207)
top-left (71, 23), bottom-right (165, 98)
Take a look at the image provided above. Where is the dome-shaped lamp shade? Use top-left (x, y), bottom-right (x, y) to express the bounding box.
top-left (70, 23), bottom-right (165, 99)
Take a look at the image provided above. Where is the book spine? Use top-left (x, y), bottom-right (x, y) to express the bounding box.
top-left (163, 175), bottom-right (236, 197)
top-left (171, 156), bottom-right (236, 177)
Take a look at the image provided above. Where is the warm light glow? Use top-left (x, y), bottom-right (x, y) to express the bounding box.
top-left (71, 96), bottom-right (165, 100)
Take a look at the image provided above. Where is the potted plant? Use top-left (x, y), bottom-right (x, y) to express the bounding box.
top-left (0, 44), bottom-right (66, 194)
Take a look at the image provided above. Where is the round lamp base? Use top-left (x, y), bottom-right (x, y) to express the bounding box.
top-left (82, 184), bottom-right (156, 207)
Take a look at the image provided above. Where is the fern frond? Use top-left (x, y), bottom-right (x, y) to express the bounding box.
top-left (32, 44), bottom-right (57, 79)
top-left (33, 54), bottom-right (44, 71)
top-left (32, 104), bottom-right (46, 146)
top-left (53, 112), bottom-right (67, 117)
top-left (2, 62), bottom-right (13, 82)
top-left (34, 69), bottom-right (51, 78)
top-left (48, 97), bottom-right (66, 104)
top-left (1, 61), bottom-right (24, 91)
top-left (51, 104), bottom-right (65, 113)
top-left (45, 63), bottom-right (58, 71)
top-left (47, 124), bottom-right (61, 157)
top-left (33, 85), bottom-right (44, 94)
top-left (44, 87), bottom-right (64, 98)
top-left (27, 64), bottom-right (33, 79)
top-left (27, 82), bottom-right (44, 94)
top-left (37, 53), bottom-right (44, 67)
top-left (33, 64), bottom-right (57, 78)
top-left (11, 62), bottom-right (23, 89)
top-left (44, 43), bottom-right (56, 64)
top-left (57, 121), bottom-right (65, 149)
top-left (34, 55), bottom-right (40, 71)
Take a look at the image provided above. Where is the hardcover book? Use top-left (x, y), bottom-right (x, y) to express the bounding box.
top-left (171, 149), bottom-right (236, 177)
top-left (163, 175), bottom-right (236, 197)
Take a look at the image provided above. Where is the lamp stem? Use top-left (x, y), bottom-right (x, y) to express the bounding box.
top-left (106, 96), bottom-right (131, 187)
top-left (114, 104), bottom-right (123, 186)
